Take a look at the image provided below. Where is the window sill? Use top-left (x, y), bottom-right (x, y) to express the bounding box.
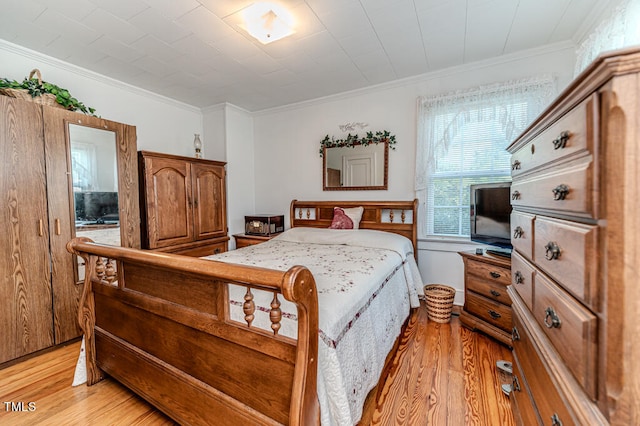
top-left (417, 236), bottom-right (483, 252)
top-left (419, 235), bottom-right (475, 244)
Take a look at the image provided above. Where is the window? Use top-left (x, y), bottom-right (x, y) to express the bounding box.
top-left (416, 76), bottom-right (556, 239)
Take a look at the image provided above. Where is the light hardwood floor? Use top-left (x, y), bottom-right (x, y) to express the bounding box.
top-left (0, 303), bottom-right (514, 425)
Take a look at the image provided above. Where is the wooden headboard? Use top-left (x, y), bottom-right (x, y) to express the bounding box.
top-left (290, 199), bottom-right (419, 257)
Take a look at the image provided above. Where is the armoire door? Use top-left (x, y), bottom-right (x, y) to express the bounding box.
top-left (142, 156), bottom-right (194, 248)
top-left (0, 97), bottom-right (54, 363)
top-left (42, 107), bottom-right (85, 344)
top-left (192, 162), bottom-right (227, 241)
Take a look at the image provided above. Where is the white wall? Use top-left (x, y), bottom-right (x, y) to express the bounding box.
top-left (251, 43), bottom-right (577, 303)
top-left (222, 104), bottom-right (256, 248)
top-left (0, 40), bottom-right (206, 158)
top-left (202, 104), bottom-right (226, 161)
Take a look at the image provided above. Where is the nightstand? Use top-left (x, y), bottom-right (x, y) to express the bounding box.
top-left (459, 250), bottom-right (512, 346)
top-left (233, 233), bottom-right (279, 249)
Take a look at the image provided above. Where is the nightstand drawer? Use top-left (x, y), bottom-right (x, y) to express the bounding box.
top-left (466, 275), bottom-right (511, 306)
top-left (234, 233), bottom-right (277, 249)
top-left (466, 258), bottom-right (511, 286)
top-left (534, 273), bottom-right (597, 399)
top-left (465, 292), bottom-right (512, 332)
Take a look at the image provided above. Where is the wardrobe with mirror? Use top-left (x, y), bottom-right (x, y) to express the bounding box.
top-left (0, 96), bottom-right (139, 364)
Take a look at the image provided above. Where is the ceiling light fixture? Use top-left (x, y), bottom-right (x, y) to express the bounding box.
top-left (241, 2), bottom-right (295, 44)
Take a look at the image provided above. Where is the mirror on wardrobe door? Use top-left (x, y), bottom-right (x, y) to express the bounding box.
top-left (69, 124), bottom-right (119, 281)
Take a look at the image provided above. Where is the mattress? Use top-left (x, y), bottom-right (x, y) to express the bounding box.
top-left (209, 227), bottom-right (424, 425)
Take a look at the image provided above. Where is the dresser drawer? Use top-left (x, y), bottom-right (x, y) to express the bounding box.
top-left (466, 275), bottom-right (511, 306)
top-left (511, 251), bottom-right (535, 311)
top-left (511, 94), bottom-right (596, 177)
top-left (512, 307), bottom-right (577, 426)
top-left (511, 353), bottom-right (542, 426)
top-left (533, 273), bottom-right (597, 399)
top-left (511, 157), bottom-right (596, 219)
top-left (511, 211), bottom-right (534, 260)
top-left (533, 216), bottom-right (598, 307)
top-left (466, 258), bottom-right (511, 286)
top-left (465, 292), bottom-right (512, 332)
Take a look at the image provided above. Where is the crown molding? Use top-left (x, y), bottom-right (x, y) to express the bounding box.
top-left (201, 102), bottom-right (252, 118)
top-left (252, 40), bottom-right (576, 116)
top-left (201, 102), bottom-right (227, 114)
top-left (572, 0), bottom-right (618, 45)
top-left (0, 38), bottom-right (201, 114)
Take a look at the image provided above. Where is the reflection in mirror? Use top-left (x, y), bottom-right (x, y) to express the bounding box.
top-left (323, 142), bottom-right (388, 190)
top-left (69, 124), bottom-right (120, 281)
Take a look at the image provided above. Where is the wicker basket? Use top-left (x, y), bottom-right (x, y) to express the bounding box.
top-left (424, 284), bottom-right (456, 323)
top-left (0, 69), bottom-right (62, 108)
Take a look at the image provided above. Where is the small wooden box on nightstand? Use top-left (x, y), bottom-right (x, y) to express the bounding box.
top-left (459, 250), bottom-right (512, 346)
top-left (233, 233), bottom-right (279, 249)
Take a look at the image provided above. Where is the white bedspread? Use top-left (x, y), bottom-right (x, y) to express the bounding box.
top-left (208, 228), bottom-right (424, 425)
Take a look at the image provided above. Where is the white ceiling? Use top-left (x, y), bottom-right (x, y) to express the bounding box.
top-left (0, 0), bottom-right (606, 111)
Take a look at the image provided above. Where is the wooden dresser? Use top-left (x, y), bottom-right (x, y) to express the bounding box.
top-left (506, 48), bottom-right (640, 425)
top-left (459, 251), bottom-right (512, 346)
top-left (138, 151), bottom-right (229, 256)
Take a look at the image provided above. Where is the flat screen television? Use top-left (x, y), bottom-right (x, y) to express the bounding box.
top-left (470, 182), bottom-right (513, 257)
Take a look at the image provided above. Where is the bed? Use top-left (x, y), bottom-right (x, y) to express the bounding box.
top-left (67, 200), bottom-right (422, 425)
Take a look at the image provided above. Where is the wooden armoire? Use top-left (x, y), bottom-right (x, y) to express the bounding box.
top-left (0, 96), bottom-right (140, 365)
top-left (138, 151), bottom-right (229, 257)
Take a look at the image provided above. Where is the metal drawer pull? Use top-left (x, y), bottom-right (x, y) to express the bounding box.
top-left (514, 270), bottom-right (524, 284)
top-left (544, 307), bottom-right (562, 328)
top-left (511, 160), bottom-right (521, 170)
top-left (490, 289), bottom-right (501, 297)
top-left (511, 190), bottom-right (521, 200)
top-left (512, 327), bottom-right (520, 341)
top-left (490, 271), bottom-right (501, 279)
top-left (513, 226), bottom-right (524, 239)
top-left (545, 241), bottom-right (561, 260)
top-left (551, 413), bottom-right (563, 426)
top-left (512, 375), bottom-right (521, 392)
top-left (552, 131), bottom-right (570, 150)
top-left (552, 183), bottom-right (570, 200)
top-left (488, 310), bottom-right (501, 319)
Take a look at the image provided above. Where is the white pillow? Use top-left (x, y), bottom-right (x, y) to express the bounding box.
top-left (341, 206), bottom-right (364, 229)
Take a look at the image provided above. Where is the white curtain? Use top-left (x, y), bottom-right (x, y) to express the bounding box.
top-left (415, 75), bottom-right (556, 237)
top-left (574, 0), bottom-right (640, 76)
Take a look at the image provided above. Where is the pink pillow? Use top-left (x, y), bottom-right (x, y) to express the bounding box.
top-left (329, 207), bottom-right (354, 229)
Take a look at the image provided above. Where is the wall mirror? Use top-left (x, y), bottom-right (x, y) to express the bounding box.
top-left (323, 141), bottom-right (388, 190)
top-left (69, 124), bottom-right (120, 280)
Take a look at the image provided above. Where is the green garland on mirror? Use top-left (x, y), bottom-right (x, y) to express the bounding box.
top-left (319, 130), bottom-right (396, 157)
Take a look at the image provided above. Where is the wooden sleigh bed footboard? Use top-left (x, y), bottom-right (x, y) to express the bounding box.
top-left (66, 238), bottom-right (320, 426)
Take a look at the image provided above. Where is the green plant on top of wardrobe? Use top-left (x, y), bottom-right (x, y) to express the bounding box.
top-left (0, 77), bottom-right (97, 115)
